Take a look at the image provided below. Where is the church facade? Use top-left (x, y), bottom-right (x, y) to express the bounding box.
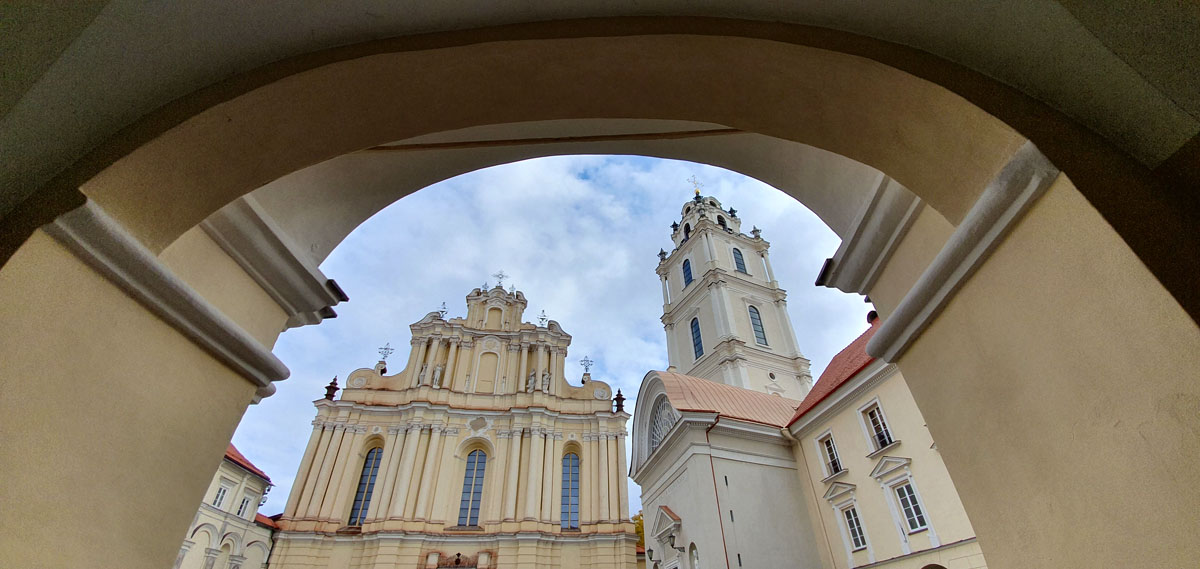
top-left (270, 287), bottom-right (637, 568)
top-left (632, 195), bottom-right (987, 569)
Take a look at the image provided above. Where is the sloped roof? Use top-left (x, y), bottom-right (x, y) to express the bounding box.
top-left (254, 513), bottom-right (279, 529)
top-left (787, 314), bottom-right (881, 426)
top-left (656, 371), bottom-right (802, 428)
top-left (225, 444), bottom-right (271, 483)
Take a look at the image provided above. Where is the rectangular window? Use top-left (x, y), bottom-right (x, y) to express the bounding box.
top-left (865, 405), bottom-right (894, 450)
top-left (895, 483), bottom-right (928, 532)
top-left (561, 453), bottom-right (580, 529)
top-left (843, 506), bottom-right (867, 550)
top-left (212, 484), bottom-right (230, 509)
top-left (236, 495), bottom-right (255, 518)
top-left (820, 435), bottom-right (842, 475)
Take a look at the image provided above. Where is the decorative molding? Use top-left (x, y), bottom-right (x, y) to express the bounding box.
top-left (200, 195), bottom-right (346, 329)
top-left (869, 455), bottom-right (913, 481)
top-left (823, 481), bottom-right (856, 502)
top-left (45, 199), bottom-right (289, 398)
top-left (817, 174), bottom-right (924, 295)
top-left (867, 141), bottom-right (1059, 361)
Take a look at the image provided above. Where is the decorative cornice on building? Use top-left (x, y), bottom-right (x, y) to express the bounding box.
top-left (816, 174), bottom-right (924, 296)
top-left (868, 141), bottom-right (1059, 362)
top-left (200, 195), bottom-right (346, 329)
top-left (45, 199), bottom-right (290, 400)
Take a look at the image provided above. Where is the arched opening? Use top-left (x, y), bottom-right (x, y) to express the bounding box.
top-left (1, 17), bottom-right (1197, 569)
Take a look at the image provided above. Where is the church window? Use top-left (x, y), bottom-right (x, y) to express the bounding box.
top-left (718, 216), bottom-right (727, 228)
top-left (864, 404), bottom-right (894, 450)
top-left (458, 450), bottom-right (487, 526)
top-left (648, 396), bottom-right (679, 454)
top-left (690, 318), bottom-right (703, 359)
top-left (561, 453), bottom-right (580, 529)
top-left (843, 506), bottom-right (868, 550)
top-left (895, 482), bottom-right (928, 532)
top-left (682, 260), bottom-right (693, 286)
top-left (212, 482), bottom-right (231, 509)
top-left (819, 434), bottom-right (842, 475)
top-left (683, 223), bottom-right (691, 240)
top-left (347, 447), bottom-right (383, 526)
top-left (689, 543), bottom-right (701, 569)
top-left (732, 248), bottom-right (748, 273)
top-left (747, 306), bottom-right (768, 345)
top-left (236, 494), bottom-right (256, 518)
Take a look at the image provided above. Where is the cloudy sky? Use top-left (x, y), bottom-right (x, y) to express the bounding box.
top-left (232, 155), bottom-right (871, 517)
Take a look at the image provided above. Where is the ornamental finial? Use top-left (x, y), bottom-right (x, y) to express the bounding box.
top-left (580, 355), bottom-right (594, 373)
top-left (688, 175), bottom-right (703, 196)
top-left (378, 342), bottom-right (395, 361)
top-left (324, 376), bottom-right (339, 400)
top-left (537, 310), bottom-right (548, 327)
top-left (492, 270), bottom-right (509, 288)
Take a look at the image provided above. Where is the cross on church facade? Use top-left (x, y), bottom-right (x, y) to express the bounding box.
top-left (688, 175), bottom-right (703, 195)
top-left (378, 342), bottom-right (395, 361)
top-left (492, 270), bottom-right (509, 288)
top-left (580, 356), bottom-right (594, 373)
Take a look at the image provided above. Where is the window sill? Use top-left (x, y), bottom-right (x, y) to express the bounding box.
top-left (337, 526), bottom-right (362, 535)
top-left (906, 526), bottom-right (928, 536)
top-left (821, 469), bottom-right (848, 483)
top-left (851, 546), bottom-right (868, 553)
top-left (866, 440), bottom-right (901, 459)
top-left (445, 525), bottom-right (484, 532)
top-left (560, 528), bottom-right (581, 533)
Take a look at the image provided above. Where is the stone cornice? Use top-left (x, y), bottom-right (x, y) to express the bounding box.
top-left (867, 141), bottom-right (1059, 362)
top-left (816, 174), bottom-right (923, 295)
top-left (200, 195), bottom-right (346, 329)
top-left (45, 199), bottom-right (290, 400)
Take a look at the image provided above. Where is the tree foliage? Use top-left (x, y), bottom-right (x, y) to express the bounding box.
top-left (633, 511), bottom-right (644, 547)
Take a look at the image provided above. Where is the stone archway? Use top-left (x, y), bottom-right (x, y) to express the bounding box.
top-left (1, 19), bottom-right (1197, 569)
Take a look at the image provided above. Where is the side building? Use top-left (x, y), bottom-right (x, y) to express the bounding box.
top-left (175, 444), bottom-right (278, 569)
top-left (270, 286), bottom-right (638, 569)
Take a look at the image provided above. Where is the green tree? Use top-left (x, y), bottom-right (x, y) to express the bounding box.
top-left (633, 510), bottom-right (644, 547)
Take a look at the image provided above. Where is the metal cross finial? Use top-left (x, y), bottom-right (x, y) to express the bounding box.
top-left (580, 356), bottom-right (594, 373)
top-left (492, 270), bottom-right (509, 287)
top-left (688, 175), bottom-right (703, 196)
top-left (378, 342), bottom-right (395, 361)
top-left (537, 310), bottom-right (548, 327)
top-left (438, 302), bottom-right (448, 319)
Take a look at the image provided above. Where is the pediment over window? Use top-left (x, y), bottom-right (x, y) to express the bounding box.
top-left (652, 505), bottom-right (682, 540)
top-left (823, 481), bottom-right (856, 502)
top-left (868, 455), bottom-right (912, 481)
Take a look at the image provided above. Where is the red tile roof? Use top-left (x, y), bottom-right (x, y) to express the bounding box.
top-left (659, 505), bottom-right (681, 521)
top-left (655, 371), bottom-right (802, 428)
top-left (254, 513), bottom-right (279, 529)
top-left (787, 314), bottom-right (880, 426)
top-left (225, 444), bottom-right (271, 483)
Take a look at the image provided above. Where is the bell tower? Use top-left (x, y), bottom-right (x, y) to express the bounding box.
top-left (655, 192), bottom-right (813, 399)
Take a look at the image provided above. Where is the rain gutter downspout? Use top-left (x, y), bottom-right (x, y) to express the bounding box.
top-left (706, 416), bottom-right (733, 569)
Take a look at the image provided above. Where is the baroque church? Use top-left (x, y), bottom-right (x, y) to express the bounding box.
top-left (631, 194), bottom-right (988, 569)
top-left (269, 286), bottom-right (638, 568)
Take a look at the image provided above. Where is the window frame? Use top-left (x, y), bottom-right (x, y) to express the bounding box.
top-left (561, 452), bottom-right (581, 529)
top-left (893, 481), bottom-right (929, 533)
top-left (814, 429), bottom-right (843, 478)
top-left (841, 504), bottom-right (869, 551)
top-left (747, 305), bottom-right (768, 346)
top-left (857, 398), bottom-right (897, 452)
top-left (457, 449), bottom-right (488, 527)
top-left (236, 493), bottom-right (257, 518)
top-left (212, 481), bottom-right (233, 509)
top-left (732, 247), bottom-right (748, 274)
top-left (347, 446), bottom-right (384, 526)
top-left (682, 259), bottom-right (694, 286)
top-left (690, 318), bottom-right (704, 359)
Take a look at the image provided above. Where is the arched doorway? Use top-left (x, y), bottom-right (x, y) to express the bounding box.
top-left (1, 19), bottom-right (1197, 569)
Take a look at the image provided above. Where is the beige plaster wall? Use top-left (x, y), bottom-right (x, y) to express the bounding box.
top-left (895, 175), bottom-right (1200, 568)
top-left (0, 231), bottom-right (258, 569)
top-left (868, 206), bottom-right (955, 319)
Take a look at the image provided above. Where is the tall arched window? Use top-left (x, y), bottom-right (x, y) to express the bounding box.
top-left (732, 248), bottom-right (748, 273)
top-left (347, 447), bottom-right (383, 526)
top-left (683, 223), bottom-right (691, 240)
top-left (748, 306), bottom-right (768, 345)
top-left (649, 396), bottom-right (679, 453)
top-left (690, 318), bottom-right (704, 359)
top-left (682, 259), bottom-right (694, 286)
top-left (561, 453), bottom-right (580, 529)
top-left (458, 450), bottom-right (487, 526)
top-left (717, 216), bottom-right (727, 228)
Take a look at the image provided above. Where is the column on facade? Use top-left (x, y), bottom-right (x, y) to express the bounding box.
top-left (172, 542), bottom-right (191, 569)
top-left (553, 347), bottom-right (565, 394)
top-left (324, 427), bottom-right (368, 522)
top-left (663, 323), bottom-right (678, 369)
top-left (775, 299), bottom-right (801, 356)
top-left (503, 426), bottom-right (523, 520)
top-left (304, 424), bottom-right (346, 517)
top-left (506, 344), bottom-right (521, 395)
top-left (442, 339), bottom-right (459, 389)
top-left (400, 338), bottom-right (421, 382)
top-left (424, 337), bottom-right (444, 386)
top-left (366, 425), bottom-right (404, 522)
top-left (704, 231), bottom-right (717, 265)
top-left (388, 424), bottom-right (423, 518)
top-left (549, 432), bottom-right (565, 526)
top-left (581, 432), bottom-right (595, 525)
top-left (402, 427), bottom-right (432, 518)
top-left (409, 338), bottom-right (429, 387)
top-left (413, 425), bottom-right (445, 519)
top-left (284, 421), bottom-right (325, 517)
top-left (710, 281), bottom-right (732, 338)
top-left (761, 249), bottom-right (776, 283)
top-left (319, 426), bottom-right (362, 521)
top-left (540, 429), bottom-right (557, 521)
top-left (534, 344), bottom-right (546, 390)
top-left (606, 434), bottom-right (620, 520)
top-left (616, 431), bottom-right (629, 520)
top-left (718, 281), bottom-right (738, 337)
top-left (202, 548), bottom-right (220, 569)
top-left (597, 432), bottom-right (611, 522)
top-left (494, 343), bottom-right (509, 394)
top-left (517, 343), bottom-right (530, 392)
top-left (523, 426), bottom-right (546, 519)
top-left (427, 427), bottom-right (459, 524)
top-left (659, 274), bottom-right (670, 305)
top-left (293, 421), bottom-right (333, 518)
top-left (458, 340), bottom-right (475, 392)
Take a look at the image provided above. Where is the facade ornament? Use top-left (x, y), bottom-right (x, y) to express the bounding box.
top-left (323, 376), bottom-right (339, 400)
top-left (751, 225), bottom-right (762, 239)
top-left (537, 310), bottom-right (548, 327)
top-left (728, 207), bottom-right (737, 217)
top-left (580, 355), bottom-right (594, 373)
top-left (418, 364), bottom-right (428, 385)
top-left (437, 302), bottom-right (448, 319)
top-left (377, 342), bottom-right (395, 361)
top-left (464, 374), bottom-right (472, 392)
top-left (432, 364), bottom-right (444, 388)
top-left (527, 372), bottom-right (538, 392)
top-left (492, 270), bottom-right (508, 288)
top-left (670, 222), bottom-right (679, 232)
top-left (614, 389), bottom-right (626, 412)
top-left (658, 248), bottom-right (668, 261)
top-left (542, 371), bottom-right (551, 392)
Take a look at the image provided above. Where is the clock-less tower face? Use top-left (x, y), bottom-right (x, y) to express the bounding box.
top-left (655, 195), bottom-right (813, 399)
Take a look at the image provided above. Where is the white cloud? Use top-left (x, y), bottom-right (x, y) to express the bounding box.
top-left (233, 155), bottom-right (870, 518)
